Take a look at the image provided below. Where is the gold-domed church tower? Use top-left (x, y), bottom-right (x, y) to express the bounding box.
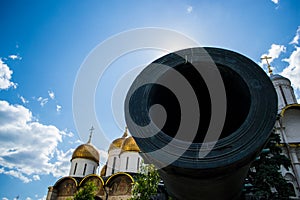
top-left (46, 128), bottom-right (105, 200)
top-left (103, 127), bottom-right (142, 176)
top-left (69, 129), bottom-right (100, 177)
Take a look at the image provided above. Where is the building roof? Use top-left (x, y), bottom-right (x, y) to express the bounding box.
top-left (108, 127), bottom-right (128, 152)
top-left (121, 136), bottom-right (140, 152)
top-left (71, 142), bottom-right (100, 163)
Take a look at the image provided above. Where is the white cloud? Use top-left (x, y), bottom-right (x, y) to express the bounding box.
top-left (51, 149), bottom-right (73, 177)
top-left (37, 97), bottom-right (48, 107)
top-left (38, 195), bottom-right (46, 200)
top-left (260, 44), bottom-right (286, 73)
top-left (25, 198), bottom-right (31, 200)
top-left (0, 168), bottom-right (32, 183)
top-left (8, 55), bottom-right (22, 60)
top-left (33, 174), bottom-right (40, 180)
top-left (74, 139), bottom-right (82, 144)
top-left (48, 90), bottom-right (55, 99)
top-left (56, 105), bottom-right (62, 112)
top-left (2, 198), bottom-right (8, 200)
top-left (187, 6), bottom-right (193, 14)
top-left (0, 59), bottom-right (17, 90)
top-left (271, 0), bottom-right (279, 4)
top-left (281, 47), bottom-right (300, 92)
top-left (290, 26), bottom-right (300, 45)
top-left (61, 129), bottom-right (73, 137)
top-left (0, 100), bottom-right (72, 182)
top-left (99, 149), bottom-right (108, 167)
top-left (20, 96), bottom-right (29, 104)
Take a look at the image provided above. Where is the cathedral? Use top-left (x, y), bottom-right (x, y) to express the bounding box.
top-left (46, 68), bottom-right (300, 199)
top-left (46, 128), bottom-right (143, 200)
top-left (271, 73), bottom-right (300, 198)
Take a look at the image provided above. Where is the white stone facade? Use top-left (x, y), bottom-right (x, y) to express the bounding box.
top-left (69, 158), bottom-right (98, 177)
top-left (271, 74), bottom-right (297, 111)
top-left (105, 141), bottom-right (142, 176)
top-left (106, 148), bottom-right (122, 176)
top-left (119, 151), bottom-right (141, 173)
top-left (272, 74), bottom-right (300, 198)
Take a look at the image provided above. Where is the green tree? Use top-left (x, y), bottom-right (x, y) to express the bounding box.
top-left (72, 181), bottom-right (97, 200)
top-left (130, 163), bottom-right (161, 200)
top-left (244, 130), bottom-right (294, 199)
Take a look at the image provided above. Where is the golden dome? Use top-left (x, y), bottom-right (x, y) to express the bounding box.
top-left (108, 127), bottom-right (128, 152)
top-left (100, 165), bottom-right (107, 176)
top-left (72, 143), bottom-right (100, 163)
top-left (108, 137), bottom-right (125, 151)
top-left (121, 136), bottom-right (140, 152)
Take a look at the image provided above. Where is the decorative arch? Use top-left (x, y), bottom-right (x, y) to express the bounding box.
top-left (79, 174), bottom-right (105, 196)
top-left (280, 104), bottom-right (300, 117)
top-left (284, 172), bottom-right (296, 181)
top-left (280, 104), bottom-right (300, 143)
top-left (54, 176), bottom-right (78, 197)
top-left (106, 172), bottom-right (134, 196)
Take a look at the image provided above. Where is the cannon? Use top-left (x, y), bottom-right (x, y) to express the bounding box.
top-left (125, 47), bottom-right (277, 200)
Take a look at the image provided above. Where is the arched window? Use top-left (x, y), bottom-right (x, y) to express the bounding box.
top-left (284, 173), bottom-right (297, 197)
top-left (83, 163), bottom-right (87, 176)
top-left (126, 157), bottom-right (129, 170)
top-left (112, 157), bottom-right (116, 174)
top-left (137, 157), bottom-right (140, 170)
top-left (73, 163), bottom-right (77, 175)
top-left (287, 182), bottom-right (296, 197)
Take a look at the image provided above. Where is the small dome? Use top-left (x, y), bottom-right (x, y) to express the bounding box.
top-left (121, 136), bottom-right (140, 152)
top-left (72, 143), bottom-right (100, 163)
top-left (100, 165), bottom-right (107, 176)
top-left (108, 128), bottom-right (128, 152)
top-left (108, 137), bottom-right (125, 151)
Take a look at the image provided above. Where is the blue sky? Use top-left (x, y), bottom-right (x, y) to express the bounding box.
top-left (0, 0), bottom-right (300, 199)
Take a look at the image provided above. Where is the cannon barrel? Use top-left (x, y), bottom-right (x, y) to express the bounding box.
top-left (125, 47), bottom-right (277, 200)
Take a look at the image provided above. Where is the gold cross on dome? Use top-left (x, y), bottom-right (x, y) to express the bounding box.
top-left (261, 56), bottom-right (273, 75)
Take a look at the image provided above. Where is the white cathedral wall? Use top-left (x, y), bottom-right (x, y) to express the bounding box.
top-left (69, 158), bottom-right (98, 177)
top-left (276, 108), bottom-right (300, 197)
top-left (274, 120), bottom-right (284, 143)
top-left (273, 79), bottom-right (297, 111)
top-left (119, 151), bottom-right (142, 173)
top-left (106, 149), bottom-right (121, 176)
top-left (275, 86), bottom-right (286, 111)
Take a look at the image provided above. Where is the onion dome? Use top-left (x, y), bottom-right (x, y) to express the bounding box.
top-left (71, 127), bottom-right (100, 163)
top-left (71, 143), bottom-right (100, 163)
top-left (121, 136), bottom-right (140, 152)
top-left (108, 127), bottom-right (128, 151)
top-left (100, 164), bottom-right (107, 176)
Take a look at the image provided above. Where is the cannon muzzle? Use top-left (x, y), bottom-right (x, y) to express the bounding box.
top-left (125, 47), bottom-right (277, 200)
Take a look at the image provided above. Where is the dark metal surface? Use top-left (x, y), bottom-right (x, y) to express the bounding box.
top-left (125, 47), bottom-right (277, 200)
